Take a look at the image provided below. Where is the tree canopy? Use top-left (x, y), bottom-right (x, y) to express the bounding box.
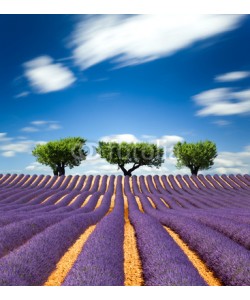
top-left (173, 140), bottom-right (217, 175)
top-left (32, 137), bottom-right (87, 176)
top-left (96, 141), bottom-right (164, 176)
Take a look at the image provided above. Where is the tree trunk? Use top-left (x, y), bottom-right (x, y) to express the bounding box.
top-left (119, 164), bottom-right (140, 177)
top-left (56, 162), bottom-right (65, 176)
top-left (119, 165), bottom-right (132, 176)
top-left (190, 166), bottom-right (199, 176)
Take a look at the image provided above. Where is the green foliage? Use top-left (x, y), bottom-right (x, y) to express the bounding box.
top-left (173, 140), bottom-right (217, 175)
top-left (32, 137), bottom-right (87, 175)
top-left (96, 141), bottom-right (164, 176)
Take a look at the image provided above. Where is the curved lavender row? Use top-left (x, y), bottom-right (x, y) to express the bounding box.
top-left (58, 175), bottom-right (72, 191)
top-left (21, 175), bottom-right (38, 188)
top-left (130, 176), bottom-right (141, 194)
top-left (0, 187), bottom-right (28, 201)
top-left (124, 176), bottom-right (132, 195)
top-left (151, 205), bottom-right (250, 250)
top-left (236, 174), bottom-right (250, 186)
top-left (176, 175), bottom-right (222, 206)
top-left (127, 193), bottom-right (206, 286)
top-left (43, 176), bottom-right (58, 189)
top-left (182, 175), bottom-right (232, 208)
top-left (69, 191), bottom-right (92, 209)
top-left (36, 175), bottom-right (51, 189)
top-left (0, 174), bottom-right (17, 188)
top-left (0, 190), bottom-right (52, 212)
top-left (0, 214), bottom-right (68, 259)
top-left (74, 175), bottom-right (86, 191)
top-left (229, 175), bottom-right (250, 191)
top-left (65, 175), bottom-right (79, 191)
top-left (13, 175), bottom-right (31, 188)
top-left (0, 190), bottom-right (69, 217)
top-left (63, 193), bottom-right (124, 286)
top-left (147, 194), bottom-right (170, 210)
top-left (0, 192), bottom-right (112, 286)
top-left (0, 174), bottom-right (25, 191)
top-left (222, 175), bottom-right (250, 196)
top-left (0, 174), bottom-right (11, 186)
top-left (0, 190), bottom-right (101, 229)
top-left (139, 176), bottom-right (151, 195)
top-left (244, 174), bottom-right (250, 182)
top-left (50, 176), bottom-right (65, 190)
top-left (146, 175), bottom-right (161, 194)
top-left (158, 194), bottom-right (182, 209)
top-left (26, 175), bottom-right (44, 189)
top-left (206, 175), bottom-right (247, 202)
top-left (140, 203), bottom-right (250, 285)
top-left (75, 192), bottom-right (102, 213)
top-left (177, 211), bottom-right (250, 250)
top-left (197, 175), bottom-right (249, 208)
top-left (169, 176), bottom-right (226, 209)
top-left (0, 193), bottom-right (65, 226)
top-left (214, 175), bottom-right (250, 197)
top-left (88, 175), bottom-right (101, 193)
top-left (116, 175), bottom-right (123, 194)
top-left (81, 175), bottom-right (94, 192)
top-left (54, 190), bottom-right (80, 207)
top-left (153, 176), bottom-right (170, 194)
top-left (153, 177), bottom-right (195, 209)
top-left (98, 175), bottom-right (108, 193)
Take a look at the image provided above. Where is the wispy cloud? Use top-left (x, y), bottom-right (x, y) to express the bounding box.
top-left (215, 71), bottom-right (250, 82)
top-left (70, 15), bottom-right (244, 70)
top-left (100, 134), bottom-right (140, 143)
top-left (14, 91), bottom-right (30, 99)
top-left (193, 87), bottom-right (250, 116)
top-left (212, 120), bottom-right (231, 126)
top-left (23, 56), bottom-right (76, 93)
top-left (0, 133), bottom-right (13, 143)
top-left (21, 120), bottom-right (62, 132)
top-left (0, 138), bottom-right (47, 158)
top-left (21, 127), bottom-right (39, 133)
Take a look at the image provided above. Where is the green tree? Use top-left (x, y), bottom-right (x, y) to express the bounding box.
top-left (173, 140), bottom-right (217, 176)
top-left (32, 137), bottom-right (87, 176)
top-left (96, 141), bottom-right (164, 176)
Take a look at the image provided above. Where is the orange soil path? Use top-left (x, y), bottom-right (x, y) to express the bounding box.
top-left (44, 225), bottom-right (96, 286)
top-left (124, 196), bottom-right (144, 286)
top-left (164, 226), bottom-right (222, 286)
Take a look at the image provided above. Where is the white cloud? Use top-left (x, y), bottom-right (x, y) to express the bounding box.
top-left (25, 162), bottom-right (51, 172)
top-left (47, 124), bottom-right (62, 130)
top-left (14, 91), bottom-right (30, 98)
top-left (100, 134), bottom-right (140, 143)
top-left (21, 121), bottom-right (62, 132)
top-left (70, 15), bottom-right (244, 70)
top-left (193, 87), bottom-right (250, 116)
top-left (0, 133), bottom-right (13, 143)
top-left (21, 127), bottom-right (39, 132)
top-left (212, 120), bottom-right (231, 126)
top-left (152, 135), bottom-right (184, 149)
top-left (31, 120), bottom-right (50, 126)
top-left (0, 138), bottom-right (47, 157)
top-left (2, 151), bottom-right (15, 157)
top-left (215, 71), bottom-right (250, 82)
top-left (24, 56), bottom-right (76, 93)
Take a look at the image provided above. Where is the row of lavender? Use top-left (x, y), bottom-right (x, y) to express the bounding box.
top-left (0, 173), bottom-right (249, 195)
top-left (0, 173), bottom-right (249, 210)
top-left (0, 173), bottom-right (249, 285)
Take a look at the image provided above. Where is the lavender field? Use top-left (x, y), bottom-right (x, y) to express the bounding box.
top-left (0, 173), bottom-right (250, 286)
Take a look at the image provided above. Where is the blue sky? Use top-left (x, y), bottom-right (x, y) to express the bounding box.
top-left (0, 14), bottom-right (250, 175)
